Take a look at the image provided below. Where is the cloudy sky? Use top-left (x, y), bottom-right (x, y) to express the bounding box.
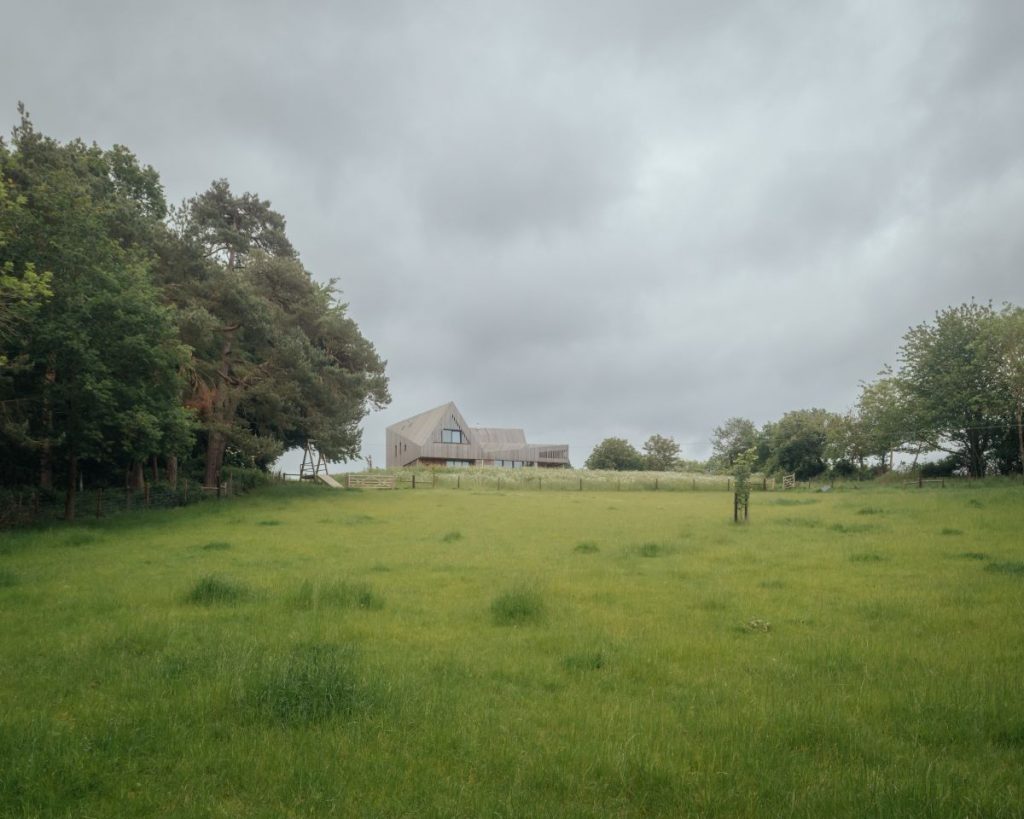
top-left (4, 0), bottom-right (1022, 467)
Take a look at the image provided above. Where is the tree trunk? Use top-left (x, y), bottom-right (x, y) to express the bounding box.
top-left (167, 454), bottom-right (178, 488)
top-left (129, 461), bottom-right (145, 491)
top-left (64, 452), bottom-right (77, 521)
top-left (204, 430), bottom-right (226, 488)
top-left (151, 454), bottom-right (160, 485)
top-left (40, 363), bottom-right (56, 490)
top-left (1016, 401), bottom-right (1024, 475)
top-left (202, 330), bottom-right (239, 488)
top-left (39, 442), bottom-right (53, 490)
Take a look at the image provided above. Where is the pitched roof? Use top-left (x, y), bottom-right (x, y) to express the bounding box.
top-left (386, 401), bottom-right (465, 446)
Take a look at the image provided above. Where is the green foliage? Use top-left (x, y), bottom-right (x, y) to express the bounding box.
top-left (642, 433), bottom-right (680, 471)
top-left (898, 302), bottom-right (1004, 477)
top-left (585, 437), bottom-right (645, 471)
top-left (0, 108), bottom-right (193, 503)
top-left (762, 409), bottom-right (838, 480)
top-left (0, 108), bottom-right (389, 502)
top-left (711, 417), bottom-right (758, 467)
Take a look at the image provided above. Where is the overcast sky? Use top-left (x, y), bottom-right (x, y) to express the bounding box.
top-left (4, 1), bottom-right (1022, 467)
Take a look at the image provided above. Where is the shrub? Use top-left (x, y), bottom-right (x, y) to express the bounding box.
top-left (491, 584), bottom-right (545, 626)
top-left (637, 542), bottom-right (666, 557)
top-left (574, 541), bottom-right (599, 554)
top-left (441, 531), bottom-right (462, 542)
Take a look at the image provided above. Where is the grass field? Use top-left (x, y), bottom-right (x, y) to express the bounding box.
top-left (1, 481), bottom-right (1022, 817)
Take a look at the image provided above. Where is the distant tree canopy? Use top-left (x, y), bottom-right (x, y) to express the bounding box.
top-left (585, 438), bottom-right (645, 471)
top-left (0, 107), bottom-right (389, 517)
top-left (709, 300), bottom-right (1023, 479)
top-left (642, 434), bottom-right (681, 471)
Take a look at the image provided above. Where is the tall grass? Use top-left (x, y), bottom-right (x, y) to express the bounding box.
top-left (0, 480), bottom-right (1021, 817)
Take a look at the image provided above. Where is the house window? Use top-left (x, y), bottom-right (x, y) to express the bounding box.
top-left (441, 428), bottom-right (465, 444)
top-left (446, 459), bottom-right (472, 468)
top-left (496, 460), bottom-right (524, 468)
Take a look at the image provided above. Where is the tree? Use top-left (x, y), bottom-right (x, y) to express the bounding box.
top-left (854, 370), bottom-right (914, 470)
top-left (897, 302), bottom-right (1004, 477)
top-left (763, 408), bottom-right (837, 480)
top-left (170, 181), bottom-right (388, 486)
top-left (585, 437), bottom-right (645, 471)
top-left (0, 108), bottom-right (192, 516)
top-left (0, 172), bottom-right (52, 364)
top-left (642, 434), bottom-right (680, 471)
top-left (987, 305), bottom-right (1024, 473)
top-left (711, 417), bottom-right (758, 468)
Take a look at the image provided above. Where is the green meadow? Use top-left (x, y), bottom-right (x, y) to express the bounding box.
top-left (1, 482), bottom-right (1023, 817)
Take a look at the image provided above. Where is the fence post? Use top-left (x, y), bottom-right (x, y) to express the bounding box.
top-left (412, 474), bottom-right (416, 489)
top-left (918, 475), bottom-right (923, 488)
top-left (727, 479), bottom-right (731, 492)
top-left (692, 478), bottom-right (696, 491)
top-left (655, 478), bottom-right (658, 491)
top-left (457, 475), bottom-right (460, 490)
top-left (579, 477), bottom-right (583, 491)
top-left (763, 477), bottom-right (767, 491)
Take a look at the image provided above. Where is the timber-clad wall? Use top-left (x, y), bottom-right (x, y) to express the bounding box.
top-left (385, 401), bottom-right (570, 469)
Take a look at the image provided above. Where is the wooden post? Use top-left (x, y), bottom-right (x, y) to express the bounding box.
top-left (96, 488), bottom-right (103, 519)
top-left (763, 477), bottom-right (767, 491)
top-left (692, 478), bottom-right (696, 491)
top-left (412, 474), bottom-right (416, 489)
top-left (617, 479), bottom-right (621, 491)
top-left (457, 475), bottom-right (460, 490)
top-left (432, 471), bottom-right (436, 488)
top-left (918, 474), bottom-right (923, 488)
top-left (538, 477), bottom-right (542, 491)
top-left (579, 477), bottom-right (583, 491)
top-left (144, 482), bottom-right (150, 508)
top-left (184, 479), bottom-right (189, 504)
top-left (727, 479), bottom-right (731, 491)
top-left (654, 478), bottom-right (658, 491)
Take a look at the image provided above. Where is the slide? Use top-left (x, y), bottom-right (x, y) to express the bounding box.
top-left (316, 473), bottom-right (343, 489)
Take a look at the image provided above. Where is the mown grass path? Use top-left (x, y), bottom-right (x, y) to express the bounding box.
top-left (1, 483), bottom-right (1022, 817)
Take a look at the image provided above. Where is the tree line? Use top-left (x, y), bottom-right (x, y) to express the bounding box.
top-left (586, 301), bottom-right (1024, 479)
top-left (0, 107), bottom-right (389, 518)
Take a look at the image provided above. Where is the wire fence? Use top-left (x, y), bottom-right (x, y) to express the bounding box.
top-left (342, 469), bottom-right (787, 493)
top-left (0, 478), bottom-right (250, 530)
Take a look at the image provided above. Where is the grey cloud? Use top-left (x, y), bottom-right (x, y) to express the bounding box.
top-left (4, 0), bottom-right (1022, 468)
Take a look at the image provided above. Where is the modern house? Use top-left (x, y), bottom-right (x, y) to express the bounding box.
top-left (385, 402), bottom-right (570, 469)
